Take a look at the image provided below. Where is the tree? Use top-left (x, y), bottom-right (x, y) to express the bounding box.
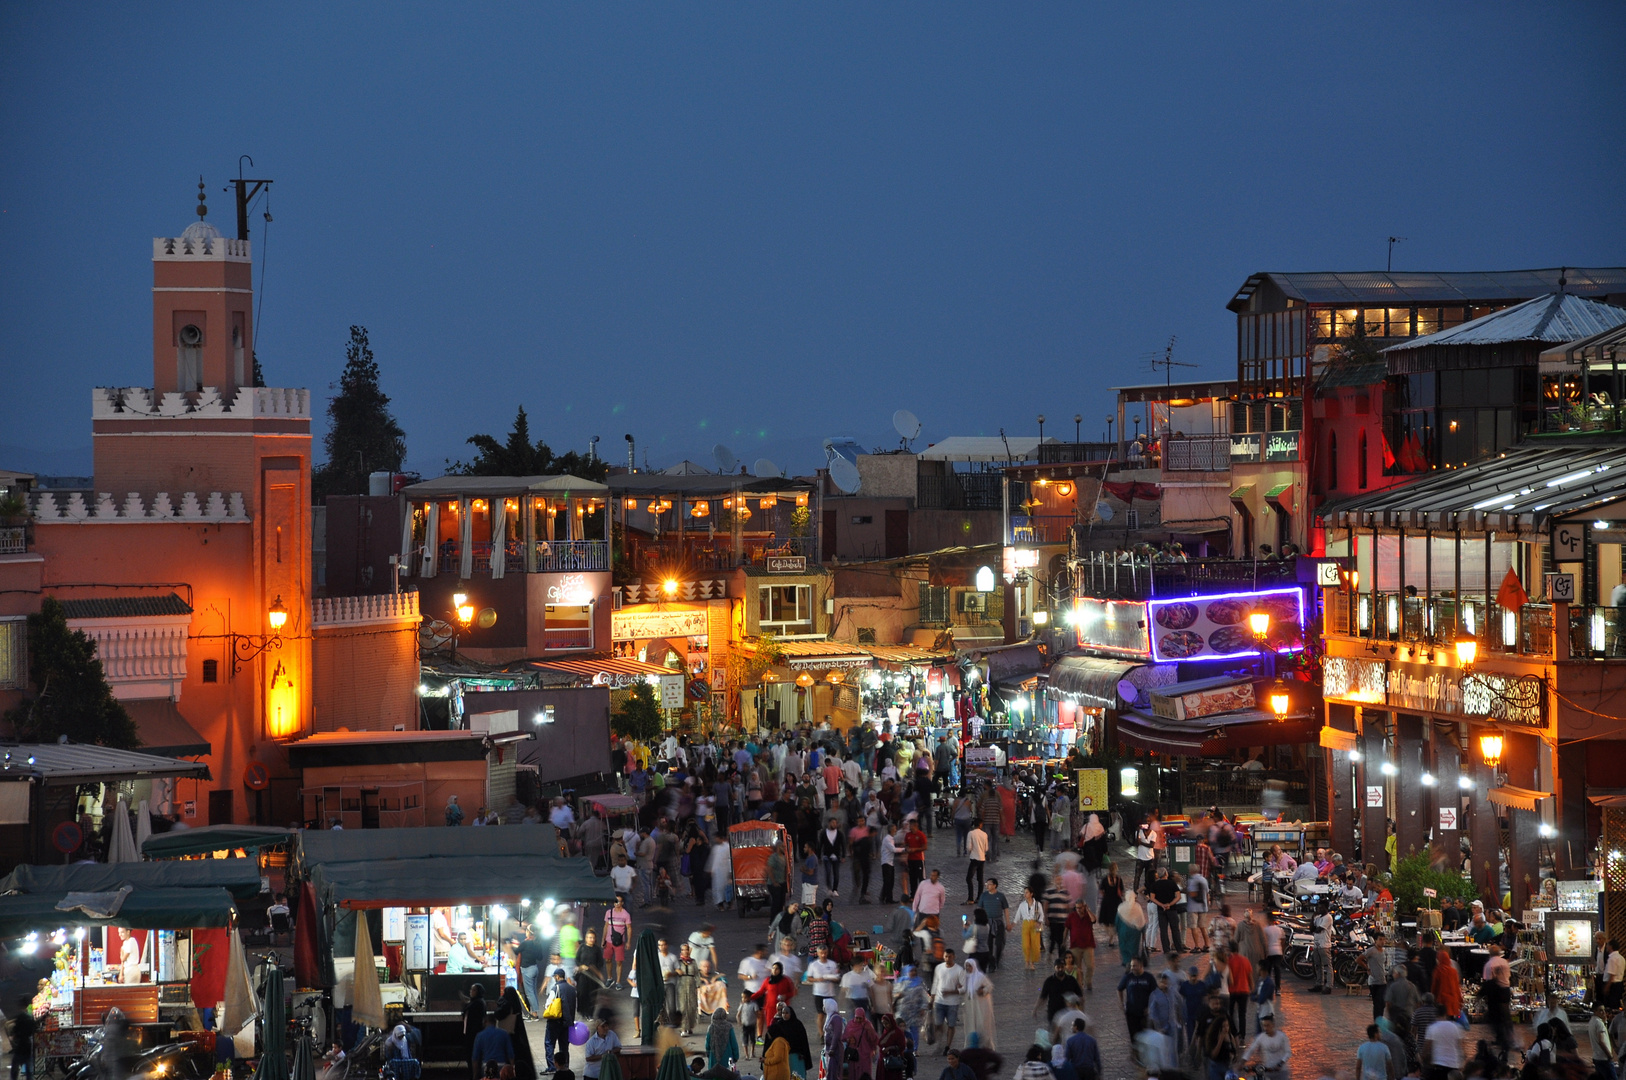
top-left (3, 599), bottom-right (139, 749)
top-left (449, 406), bottom-right (608, 481)
top-left (313, 326), bottom-right (407, 501)
top-left (610, 681), bottom-right (665, 742)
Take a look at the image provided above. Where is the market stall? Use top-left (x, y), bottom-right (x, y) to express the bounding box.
top-left (0, 864), bottom-right (257, 1073)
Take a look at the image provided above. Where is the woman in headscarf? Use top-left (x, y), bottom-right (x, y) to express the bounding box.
top-left (892, 965), bottom-right (928, 1051)
top-left (1432, 945), bottom-right (1464, 1021)
top-left (445, 794), bottom-right (464, 827)
top-left (1235, 908), bottom-right (1267, 971)
top-left (1097, 862), bottom-right (1124, 949)
top-left (761, 1037), bottom-right (792, 1080)
top-left (493, 986), bottom-right (536, 1080)
top-left (820, 999), bottom-right (846, 1080)
top-left (875, 1013), bottom-right (910, 1080)
top-left (461, 983), bottom-right (486, 1071)
top-left (767, 1001), bottom-right (812, 1078)
top-left (962, 959), bottom-right (996, 1051)
top-left (1015, 885), bottom-right (1045, 972)
top-left (750, 961), bottom-right (797, 1023)
top-left (1116, 890), bottom-right (1147, 968)
top-left (843, 1006), bottom-right (879, 1080)
top-left (706, 1008), bottom-right (740, 1072)
top-left (383, 1025), bottom-right (413, 1062)
top-left (684, 820), bottom-right (710, 904)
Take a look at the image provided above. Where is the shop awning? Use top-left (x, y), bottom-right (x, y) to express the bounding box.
top-left (751, 639), bottom-right (873, 669)
top-left (123, 699), bottom-right (211, 758)
top-left (1229, 485), bottom-right (1254, 503)
top-left (1487, 785), bottom-right (1552, 812)
top-left (859, 644), bottom-right (956, 666)
top-left (1116, 709), bottom-right (1320, 757)
top-left (1264, 484), bottom-right (1295, 511)
top-left (296, 823), bottom-right (557, 873)
top-left (1047, 656), bottom-right (1143, 709)
top-left (142, 825), bottom-right (294, 860)
top-left (310, 854), bottom-right (613, 909)
top-left (525, 656), bottom-right (674, 686)
top-left (0, 887), bottom-right (237, 936)
top-left (0, 859), bottom-right (265, 902)
top-left (1115, 711), bottom-right (1209, 755)
top-left (971, 642), bottom-right (1045, 685)
top-left (1318, 725), bottom-right (1358, 752)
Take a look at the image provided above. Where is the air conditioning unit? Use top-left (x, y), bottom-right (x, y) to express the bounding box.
top-left (961, 592), bottom-right (986, 614)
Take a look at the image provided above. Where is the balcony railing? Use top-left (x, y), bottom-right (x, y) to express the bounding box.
top-left (435, 539), bottom-right (609, 574)
top-left (628, 535), bottom-right (815, 572)
top-left (0, 526), bottom-right (26, 555)
top-left (1162, 434), bottom-right (1231, 472)
top-left (917, 472), bottom-right (1003, 510)
top-left (1331, 593), bottom-right (1566, 659)
top-left (1037, 441), bottom-right (1118, 464)
top-left (1075, 551), bottom-right (1301, 601)
top-left (1011, 514), bottom-right (1075, 544)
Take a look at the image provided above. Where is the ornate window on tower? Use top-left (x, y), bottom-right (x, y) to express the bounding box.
top-left (232, 314), bottom-right (246, 387)
top-left (177, 322), bottom-right (204, 391)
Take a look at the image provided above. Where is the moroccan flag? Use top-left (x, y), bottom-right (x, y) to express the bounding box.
top-left (1407, 431), bottom-right (1428, 472)
top-left (1380, 433), bottom-right (1397, 469)
top-left (1496, 566), bottom-right (1529, 611)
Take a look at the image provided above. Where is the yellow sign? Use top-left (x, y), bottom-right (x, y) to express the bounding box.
top-left (1076, 768), bottom-right (1109, 811)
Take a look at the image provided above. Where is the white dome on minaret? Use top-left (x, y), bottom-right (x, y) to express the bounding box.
top-left (181, 220), bottom-right (221, 241)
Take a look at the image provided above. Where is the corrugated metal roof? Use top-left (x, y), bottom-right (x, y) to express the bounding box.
top-left (1316, 445), bottom-right (1626, 526)
top-left (1386, 294), bottom-right (1626, 353)
top-left (1316, 359), bottom-right (1389, 392)
top-left (0, 743), bottom-right (210, 784)
top-left (1227, 268), bottom-right (1626, 311)
top-left (58, 594), bottom-right (192, 620)
top-left (1539, 322), bottom-right (1626, 368)
top-left (917, 436), bottom-right (1052, 462)
top-left (856, 644), bottom-right (954, 664)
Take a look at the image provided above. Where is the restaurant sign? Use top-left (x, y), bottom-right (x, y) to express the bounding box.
top-left (1264, 431), bottom-right (1301, 462)
top-left (1072, 597), bottom-right (1152, 657)
top-left (612, 608), bottom-right (709, 641)
top-left (1229, 433), bottom-right (1262, 461)
top-left (766, 555), bottom-right (807, 574)
top-left (1146, 587), bottom-right (1303, 663)
top-left (1322, 655), bottom-right (1386, 704)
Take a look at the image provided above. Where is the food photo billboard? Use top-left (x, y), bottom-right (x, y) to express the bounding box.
top-left (1146, 586), bottom-right (1305, 663)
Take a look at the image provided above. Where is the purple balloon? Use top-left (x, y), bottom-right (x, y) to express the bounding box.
top-left (569, 1021), bottom-right (590, 1046)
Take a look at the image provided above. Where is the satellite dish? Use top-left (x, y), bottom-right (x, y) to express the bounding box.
top-left (753, 457), bottom-right (782, 478)
top-left (1116, 679), bottom-right (1139, 706)
top-left (828, 454), bottom-right (862, 495)
top-left (712, 444), bottom-right (738, 475)
top-left (893, 409), bottom-right (922, 443)
top-left (1095, 501), bottom-right (1114, 522)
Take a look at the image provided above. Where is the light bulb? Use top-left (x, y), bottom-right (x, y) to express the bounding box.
top-left (1457, 775), bottom-right (1473, 790)
top-left (1421, 773), bottom-right (1436, 787)
top-left (1380, 762), bottom-right (1397, 776)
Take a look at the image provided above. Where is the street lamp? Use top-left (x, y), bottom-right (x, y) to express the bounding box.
top-left (1455, 635), bottom-right (1478, 668)
top-left (1032, 609), bottom-right (1050, 627)
top-left (1267, 678), bottom-right (1290, 718)
top-left (1479, 733), bottom-right (1504, 770)
top-left (267, 596), bottom-right (288, 632)
top-left (230, 595), bottom-right (288, 674)
top-left (1248, 611), bottom-right (1271, 638)
top-left (663, 578), bottom-right (679, 597)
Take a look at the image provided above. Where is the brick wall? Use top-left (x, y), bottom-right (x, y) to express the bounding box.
top-left (312, 621), bottom-right (420, 731)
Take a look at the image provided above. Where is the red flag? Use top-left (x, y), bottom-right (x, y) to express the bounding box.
top-left (1496, 566), bottom-right (1528, 612)
top-left (1380, 432), bottom-right (1397, 469)
top-left (1406, 431), bottom-right (1428, 472)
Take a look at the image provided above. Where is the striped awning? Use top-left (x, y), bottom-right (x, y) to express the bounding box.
top-left (527, 656), bottom-right (673, 687)
top-left (1487, 785), bottom-right (1551, 812)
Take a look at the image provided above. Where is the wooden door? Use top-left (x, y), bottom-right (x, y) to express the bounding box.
top-left (208, 789), bottom-right (234, 826)
top-left (884, 510), bottom-right (909, 558)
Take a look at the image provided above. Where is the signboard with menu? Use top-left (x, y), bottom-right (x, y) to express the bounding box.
top-left (1146, 587), bottom-right (1304, 662)
top-left (1071, 597), bottom-right (1153, 657)
top-left (612, 608), bottom-right (709, 641)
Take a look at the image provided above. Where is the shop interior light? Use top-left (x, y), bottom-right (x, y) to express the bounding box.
top-left (1457, 775), bottom-right (1473, 790)
top-left (1455, 636), bottom-right (1477, 667)
top-left (795, 672), bottom-right (814, 687)
top-left (1348, 749), bottom-right (1361, 762)
top-left (1055, 482), bottom-right (1074, 497)
top-left (866, 671), bottom-right (883, 689)
top-left (975, 566), bottom-right (995, 592)
top-left (491, 905), bottom-right (509, 922)
top-left (663, 578), bottom-right (679, 596)
top-left (1380, 761), bottom-right (1397, 776)
top-left (73, 927), bottom-right (85, 941)
top-left (521, 898), bottom-right (531, 907)
top-left (453, 591), bottom-right (468, 609)
top-left (1062, 608), bottom-right (1078, 627)
top-left (1538, 823), bottom-right (1556, 839)
top-left (1268, 679), bottom-right (1290, 717)
top-left (1032, 610), bottom-right (1049, 627)
top-left (1119, 766), bottom-right (1140, 799)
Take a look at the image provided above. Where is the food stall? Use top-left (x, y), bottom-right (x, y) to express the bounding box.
top-left (293, 825), bottom-right (612, 1065)
top-left (0, 864), bottom-right (259, 1072)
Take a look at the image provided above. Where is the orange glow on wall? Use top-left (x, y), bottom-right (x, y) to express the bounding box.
top-left (267, 661), bottom-right (301, 739)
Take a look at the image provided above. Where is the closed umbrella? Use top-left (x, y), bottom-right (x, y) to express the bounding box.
top-left (108, 798), bottom-right (139, 863)
top-left (633, 929), bottom-right (663, 1046)
top-left (655, 1046), bottom-right (687, 1080)
top-left (351, 911), bottom-right (385, 1029)
top-left (598, 1048), bottom-right (624, 1080)
top-left (290, 1030), bottom-right (316, 1080)
top-left (252, 967), bottom-right (287, 1080)
top-left (135, 800), bottom-right (153, 858)
top-left (294, 885), bottom-right (324, 989)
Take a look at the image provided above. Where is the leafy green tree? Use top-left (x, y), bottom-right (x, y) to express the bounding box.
top-left (1381, 850), bottom-right (1479, 913)
top-left (450, 406), bottom-right (608, 481)
top-left (3, 599), bottom-right (139, 749)
top-left (610, 681), bottom-right (665, 741)
top-left (313, 326), bottom-right (408, 500)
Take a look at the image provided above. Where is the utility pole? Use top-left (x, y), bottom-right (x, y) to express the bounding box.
top-left (228, 155), bottom-right (273, 242)
top-left (1387, 236), bottom-right (1406, 273)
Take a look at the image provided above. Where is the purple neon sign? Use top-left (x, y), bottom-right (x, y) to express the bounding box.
top-left (1145, 586), bottom-right (1305, 663)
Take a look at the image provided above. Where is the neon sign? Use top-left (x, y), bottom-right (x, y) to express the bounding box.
top-left (546, 574), bottom-right (593, 605)
top-left (1145, 586), bottom-right (1305, 663)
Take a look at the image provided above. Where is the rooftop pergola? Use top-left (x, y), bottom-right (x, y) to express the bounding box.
top-left (606, 472), bottom-right (820, 574)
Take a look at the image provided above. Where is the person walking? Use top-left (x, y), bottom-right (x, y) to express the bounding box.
top-left (1185, 862), bottom-right (1211, 953)
top-left (1097, 863), bottom-right (1124, 948)
top-left (1133, 817), bottom-right (1157, 891)
top-left (1356, 1025), bottom-right (1391, 1080)
top-left (963, 820), bottom-right (988, 903)
top-left (1117, 955), bottom-right (1158, 1036)
top-left (1044, 875), bottom-right (1073, 961)
top-left (976, 786), bottom-right (1002, 860)
top-left (1240, 1014), bottom-right (1290, 1080)
top-left (540, 968), bottom-right (576, 1074)
top-left (1148, 868), bottom-right (1182, 956)
top-left (1116, 892), bottom-right (1147, 968)
top-left (817, 816), bottom-right (847, 897)
top-left (904, 818), bottom-right (929, 899)
top-left (1222, 946), bottom-right (1253, 1036)
top-left (601, 897), bottom-right (632, 988)
top-left (913, 868), bottom-right (947, 928)
top-left (470, 1013), bottom-right (513, 1080)
top-left (1015, 886), bottom-right (1045, 972)
top-left (1361, 932), bottom-right (1389, 1015)
top-left (1311, 906), bottom-right (1335, 994)
top-left (929, 949), bottom-right (968, 1053)
top-left (976, 878), bottom-right (1010, 972)
top-left (1066, 899), bottom-right (1097, 992)
top-left (879, 824), bottom-right (900, 904)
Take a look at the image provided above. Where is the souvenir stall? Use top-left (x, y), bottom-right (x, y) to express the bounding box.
top-left (1525, 877), bottom-right (1601, 1017)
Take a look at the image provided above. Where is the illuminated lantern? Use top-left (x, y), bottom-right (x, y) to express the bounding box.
top-left (624, 498), bottom-right (638, 511)
top-left (795, 672), bottom-right (815, 687)
top-left (1479, 733), bottom-right (1504, 769)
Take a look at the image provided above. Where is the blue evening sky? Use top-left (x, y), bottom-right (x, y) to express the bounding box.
top-left (2, 4), bottom-right (1623, 478)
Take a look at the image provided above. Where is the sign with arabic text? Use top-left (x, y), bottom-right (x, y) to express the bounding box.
top-left (612, 607), bottom-right (709, 641)
top-left (1264, 431), bottom-right (1301, 462)
top-left (1230, 434), bottom-right (1261, 462)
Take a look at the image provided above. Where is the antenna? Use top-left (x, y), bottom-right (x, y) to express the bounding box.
top-left (892, 409), bottom-right (922, 450)
top-left (1387, 236), bottom-right (1406, 273)
top-left (824, 441), bottom-right (862, 494)
top-left (226, 156), bottom-right (273, 242)
top-left (1147, 335), bottom-right (1196, 387)
top-left (752, 458), bottom-right (782, 478)
top-left (712, 444), bottom-right (738, 475)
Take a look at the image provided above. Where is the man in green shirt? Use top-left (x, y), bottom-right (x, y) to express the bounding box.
top-left (557, 910), bottom-right (582, 976)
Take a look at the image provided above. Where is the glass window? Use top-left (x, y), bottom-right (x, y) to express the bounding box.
top-left (1310, 309), bottom-right (1333, 339)
top-left (1387, 309), bottom-right (1413, 337)
top-left (1335, 309), bottom-right (1359, 338)
top-left (1416, 308), bottom-right (1440, 336)
top-left (1374, 534), bottom-right (1400, 591)
top-left (1363, 309), bottom-right (1386, 336)
top-left (1439, 369), bottom-right (1465, 406)
top-left (1291, 310), bottom-right (1305, 355)
top-left (759, 585), bottom-right (813, 633)
top-left (1441, 307), bottom-right (1466, 329)
top-left (0, 617), bottom-right (24, 689)
top-left (1475, 409), bottom-right (1498, 458)
top-left (544, 603), bottom-right (594, 651)
top-left (1496, 409), bottom-right (1517, 451)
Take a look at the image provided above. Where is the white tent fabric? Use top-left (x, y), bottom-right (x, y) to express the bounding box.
top-left (108, 798), bottom-right (139, 863)
top-left (458, 498), bottom-right (474, 579)
top-left (135, 799), bottom-right (153, 856)
top-left (490, 500), bottom-right (507, 580)
top-left (350, 911), bottom-right (385, 1029)
top-left (220, 923), bottom-right (259, 1056)
top-left (419, 502), bottom-right (439, 578)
